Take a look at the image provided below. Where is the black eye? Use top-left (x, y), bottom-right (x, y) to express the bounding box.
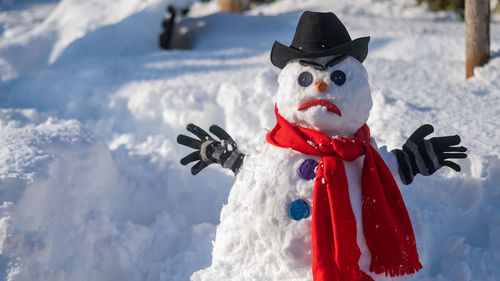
top-left (330, 70), bottom-right (346, 86)
top-left (298, 72), bottom-right (313, 87)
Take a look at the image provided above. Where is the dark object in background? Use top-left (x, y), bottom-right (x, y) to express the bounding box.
top-left (159, 5), bottom-right (190, 50)
top-left (159, 5), bottom-right (176, 50)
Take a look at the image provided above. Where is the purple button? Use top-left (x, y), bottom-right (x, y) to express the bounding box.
top-left (297, 159), bottom-right (318, 180)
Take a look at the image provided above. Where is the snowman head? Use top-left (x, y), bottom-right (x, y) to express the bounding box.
top-left (275, 55), bottom-right (372, 137)
top-left (270, 11), bottom-right (371, 137)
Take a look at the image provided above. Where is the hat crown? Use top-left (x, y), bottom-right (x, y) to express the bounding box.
top-left (269, 11), bottom-right (369, 69)
top-left (291, 11), bottom-right (351, 53)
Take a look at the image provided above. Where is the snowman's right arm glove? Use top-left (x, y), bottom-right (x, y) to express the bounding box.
top-left (392, 124), bottom-right (467, 185)
top-left (177, 124), bottom-right (245, 175)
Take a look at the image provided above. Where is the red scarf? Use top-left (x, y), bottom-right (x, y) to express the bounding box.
top-left (266, 107), bottom-right (422, 281)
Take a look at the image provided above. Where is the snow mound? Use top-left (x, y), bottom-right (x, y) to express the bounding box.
top-left (0, 108), bottom-right (231, 281)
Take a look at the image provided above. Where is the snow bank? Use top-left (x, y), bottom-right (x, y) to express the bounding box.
top-left (0, 0), bottom-right (499, 280)
top-left (0, 0), bottom-right (197, 80)
top-left (0, 108), bottom-right (233, 280)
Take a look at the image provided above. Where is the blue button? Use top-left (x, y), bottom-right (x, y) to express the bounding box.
top-left (289, 199), bottom-right (310, 220)
top-left (297, 159), bottom-right (318, 180)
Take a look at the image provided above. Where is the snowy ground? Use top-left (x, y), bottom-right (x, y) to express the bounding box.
top-left (0, 0), bottom-right (499, 280)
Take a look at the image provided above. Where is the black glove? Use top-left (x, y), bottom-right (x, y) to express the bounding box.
top-left (393, 124), bottom-right (467, 185)
top-left (177, 123), bottom-right (245, 175)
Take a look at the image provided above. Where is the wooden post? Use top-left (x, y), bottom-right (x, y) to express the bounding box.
top-left (219, 0), bottom-right (249, 13)
top-left (465, 0), bottom-right (490, 79)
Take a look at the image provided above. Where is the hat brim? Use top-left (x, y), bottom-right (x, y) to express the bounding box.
top-left (270, 36), bottom-right (370, 69)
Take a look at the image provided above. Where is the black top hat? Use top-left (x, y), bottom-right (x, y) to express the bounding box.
top-left (270, 11), bottom-right (370, 69)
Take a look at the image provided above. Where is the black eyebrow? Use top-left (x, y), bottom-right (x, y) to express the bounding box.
top-left (325, 55), bottom-right (348, 68)
top-left (299, 60), bottom-right (325, 71)
top-left (299, 55), bottom-right (348, 71)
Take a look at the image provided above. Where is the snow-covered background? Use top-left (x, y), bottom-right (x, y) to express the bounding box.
top-left (0, 0), bottom-right (499, 280)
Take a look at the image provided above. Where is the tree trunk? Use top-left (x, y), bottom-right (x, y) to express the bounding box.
top-left (219, 0), bottom-right (249, 13)
top-left (465, 0), bottom-right (490, 79)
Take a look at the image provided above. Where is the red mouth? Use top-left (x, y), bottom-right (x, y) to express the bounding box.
top-left (298, 100), bottom-right (342, 116)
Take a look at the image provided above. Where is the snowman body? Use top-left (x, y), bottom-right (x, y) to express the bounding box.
top-left (191, 139), bottom-right (317, 281)
top-left (191, 56), bottom-right (415, 281)
top-left (191, 139), bottom-right (406, 281)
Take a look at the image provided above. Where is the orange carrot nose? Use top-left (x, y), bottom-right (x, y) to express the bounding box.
top-left (316, 80), bottom-right (328, 92)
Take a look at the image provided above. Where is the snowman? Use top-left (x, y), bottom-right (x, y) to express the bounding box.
top-left (177, 11), bottom-right (467, 281)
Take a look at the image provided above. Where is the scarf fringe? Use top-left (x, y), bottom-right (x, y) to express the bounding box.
top-left (370, 259), bottom-right (423, 277)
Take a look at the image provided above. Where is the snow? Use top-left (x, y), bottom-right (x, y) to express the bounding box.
top-left (0, 0), bottom-right (499, 280)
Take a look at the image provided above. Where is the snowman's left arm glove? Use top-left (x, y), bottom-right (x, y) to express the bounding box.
top-left (392, 124), bottom-right (467, 185)
top-left (177, 124), bottom-right (245, 175)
